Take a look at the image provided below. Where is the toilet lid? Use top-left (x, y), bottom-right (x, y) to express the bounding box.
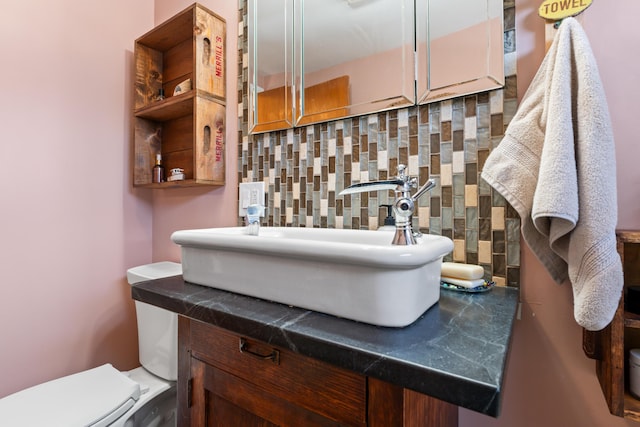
top-left (0, 363), bottom-right (141, 427)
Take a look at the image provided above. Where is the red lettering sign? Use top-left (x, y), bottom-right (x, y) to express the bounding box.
top-left (215, 36), bottom-right (223, 78)
top-left (215, 129), bottom-right (223, 161)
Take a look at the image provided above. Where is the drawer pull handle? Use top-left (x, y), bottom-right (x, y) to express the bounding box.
top-left (239, 338), bottom-right (280, 364)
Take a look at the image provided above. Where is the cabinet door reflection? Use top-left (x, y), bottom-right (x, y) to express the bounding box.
top-left (248, 0), bottom-right (293, 133)
top-left (416, 0), bottom-right (504, 103)
top-left (295, 0), bottom-right (414, 126)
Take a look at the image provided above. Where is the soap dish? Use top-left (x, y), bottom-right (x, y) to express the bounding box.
top-left (440, 280), bottom-right (495, 293)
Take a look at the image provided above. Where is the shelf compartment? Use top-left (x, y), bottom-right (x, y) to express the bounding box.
top-left (134, 3), bottom-right (226, 109)
top-left (133, 94), bottom-right (225, 187)
top-left (584, 230), bottom-right (640, 420)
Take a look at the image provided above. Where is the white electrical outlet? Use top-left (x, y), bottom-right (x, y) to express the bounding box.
top-left (238, 182), bottom-right (265, 217)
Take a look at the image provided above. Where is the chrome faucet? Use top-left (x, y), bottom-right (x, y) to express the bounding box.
top-left (339, 165), bottom-right (435, 245)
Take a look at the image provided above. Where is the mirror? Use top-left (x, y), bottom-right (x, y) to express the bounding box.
top-left (248, 0), bottom-right (293, 133)
top-left (295, 0), bottom-right (414, 126)
top-left (416, 0), bottom-right (504, 103)
top-left (249, 0), bottom-right (414, 133)
top-left (248, 0), bottom-right (505, 134)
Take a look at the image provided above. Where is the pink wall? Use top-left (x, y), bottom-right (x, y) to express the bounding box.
top-left (459, 1), bottom-right (640, 426)
top-left (2, 0), bottom-right (639, 425)
top-left (0, 0), bottom-right (237, 400)
top-left (150, 0), bottom-right (239, 264)
top-left (0, 0), bottom-right (155, 397)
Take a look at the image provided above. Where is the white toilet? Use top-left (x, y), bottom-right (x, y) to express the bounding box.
top-left (0, 261), bottom-right (182, 427)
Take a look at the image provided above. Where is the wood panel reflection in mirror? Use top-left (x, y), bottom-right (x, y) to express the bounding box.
top-left (254, 86), bottom-right (293, 133)
top-left (297, 76), bottom-right (350, 126)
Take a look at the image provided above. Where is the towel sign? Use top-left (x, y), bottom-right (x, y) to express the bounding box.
top-left (539, 0), bottom-right (592, 20)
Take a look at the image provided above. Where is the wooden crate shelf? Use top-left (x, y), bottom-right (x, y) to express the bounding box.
top-left (584, 230), bottom-right (640, 421)
top-left (132, 3), bottom-right (226, 188)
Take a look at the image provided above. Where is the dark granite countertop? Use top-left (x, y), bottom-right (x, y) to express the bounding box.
top-left (132, 276), bottom-right (519, 417)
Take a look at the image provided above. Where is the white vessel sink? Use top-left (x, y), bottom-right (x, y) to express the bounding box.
top-left (171, 227), bottom-right (453, 327)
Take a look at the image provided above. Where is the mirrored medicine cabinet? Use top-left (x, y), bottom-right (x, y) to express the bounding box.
top-left (248, 0), bottom-right (504, 134)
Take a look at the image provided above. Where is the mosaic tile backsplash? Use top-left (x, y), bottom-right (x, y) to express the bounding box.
top-left (237, 1), bottom-right (520, 287)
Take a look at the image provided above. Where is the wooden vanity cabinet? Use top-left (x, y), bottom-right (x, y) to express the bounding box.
top-left (177, 316), bottom-right (458, 427)
top-left (584, 230), bottom-right (640, 421)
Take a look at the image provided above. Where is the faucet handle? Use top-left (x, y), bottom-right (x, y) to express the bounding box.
top-left (412, 179), bottom-right (436, 202)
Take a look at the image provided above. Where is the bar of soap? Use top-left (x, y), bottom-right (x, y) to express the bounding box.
top-left (441, 262), bottom-right (484, 280)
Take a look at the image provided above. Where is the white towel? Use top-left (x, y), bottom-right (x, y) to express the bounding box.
top-left (481, 18), bottom-right (622, 331)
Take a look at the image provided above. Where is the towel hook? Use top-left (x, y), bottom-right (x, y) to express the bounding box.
top-left (539, 0), bottom-right (593, 51)
top-left (538, 0), bottom-right (593, 26)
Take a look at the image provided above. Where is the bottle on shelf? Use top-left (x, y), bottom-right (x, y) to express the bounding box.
top-left (152, 153), bottom-right (165, 183)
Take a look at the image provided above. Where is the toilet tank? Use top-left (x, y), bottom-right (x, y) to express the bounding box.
top-left (127, 262), bottom-right (182, 381)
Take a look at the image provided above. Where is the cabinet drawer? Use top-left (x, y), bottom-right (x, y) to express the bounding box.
top-left (189, 319), bottom-right (367, 426)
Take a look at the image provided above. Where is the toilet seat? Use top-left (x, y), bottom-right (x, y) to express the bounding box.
top-left (0, 364), bottom-right (141, 427)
